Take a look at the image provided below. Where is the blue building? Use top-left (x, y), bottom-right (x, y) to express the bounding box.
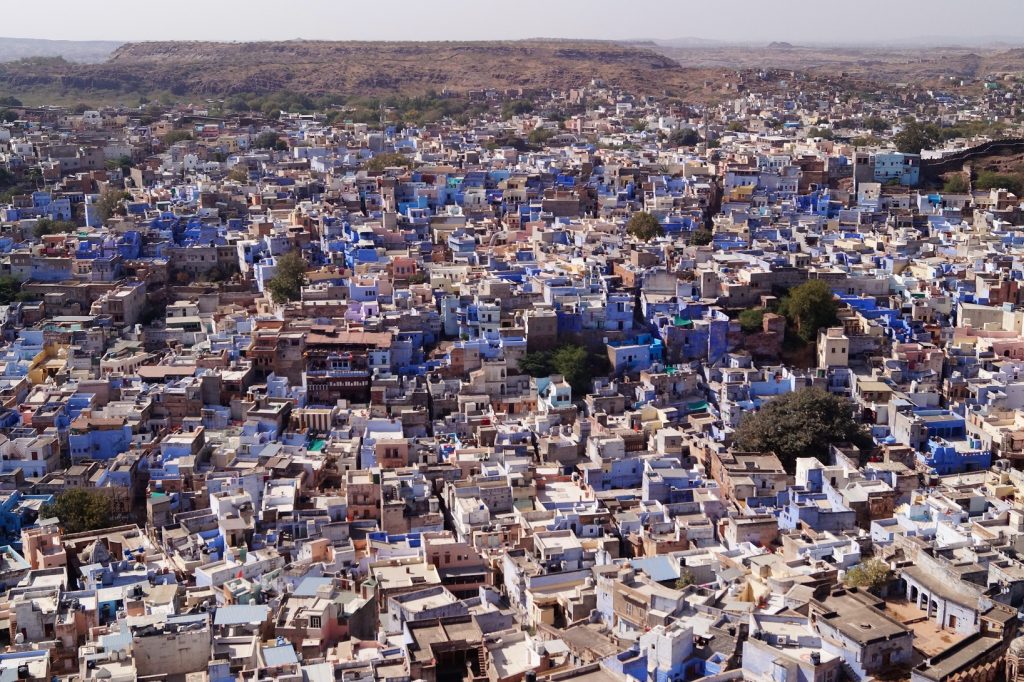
top-left (919, 438), bottom-right (991, 475)
top-left (606, 334), bottom-right (663, 374)
top-left (873, 151), bottom-right (921, 186)
top-left (0, 491), bottom-right (54, 548)
top-left (69, 418), bottom-right (133, 461)
top-left (778, 490), bottom-right (857, 533)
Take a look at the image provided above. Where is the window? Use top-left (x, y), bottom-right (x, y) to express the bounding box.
top-left (310, 616), bottom-right (321, 629)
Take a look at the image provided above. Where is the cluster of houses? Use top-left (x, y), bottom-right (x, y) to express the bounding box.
top-left (0, 72), bottom-right (1020, 682)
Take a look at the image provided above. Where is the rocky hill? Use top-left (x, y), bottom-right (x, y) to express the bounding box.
top-left (0, 37), bottom-right (121, 63)
top-left (655, 43), bottom-right (1024, 85)
top-left (0, 40), bottom-right (719, 101)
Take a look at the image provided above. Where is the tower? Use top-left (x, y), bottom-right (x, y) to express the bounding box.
top-left (1007, 635), bottom-right (1024, 682)
top-left (700, 106), bottom-right (710, 155)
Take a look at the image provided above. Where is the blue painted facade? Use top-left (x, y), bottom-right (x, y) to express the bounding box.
top-left (69, 423), bottom-right (133, 461)
top-left (920, 439), bottom-right (991, 475)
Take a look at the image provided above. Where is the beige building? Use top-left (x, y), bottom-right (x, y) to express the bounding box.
top-left (818, 327), bottom-right (850, 368)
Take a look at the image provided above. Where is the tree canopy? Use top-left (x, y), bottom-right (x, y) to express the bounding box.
top-left (40, 489), bottom-right (113, 535)
top-left (95, 190), bottom-right (129, 222)
top-left (942, 174), bottom-right (969, 193)
top-left (550, 345), bottom-right (594, 396)
top-left (32, 218), bottom-right (76, 240)
top-left (894, 121), bottom-right (938, 155)
top-left (528, 128), bottom-right (555, 145)
top-left (844, 559), bottom-right (891, 592)
top-left (733, 387), bottom-right (873, 472)
top-left (738, 308), bottom-right (765, 333)
top-left (518, 344), bottom-right (607, 397)
top-left (975, 170), bottom-right (1023, 196)
top-left (161, 130), bottom-right (193, 146)
top-left (227, 166), bottom-right (250, 183)
top-left (668, 128), bottom-right (701, 147)
top-left (626, 212), bottom-right (665, 241)
top-left (106, 155), bottom-right (133, 175)
top-left (862, 116), bottom-right (889, 134)
top-left (501, 100), bottom-right (534, 119)
top-left (253, 131), bottom-right (288, 151)
top-left (367, 152), bottom-right (411, 172)
top-left (689, 228), bottom-right (713, 246)
top-left (0, 276), bottom-right (22, 305)
top-left (266, 250), bottom-right (308, 304)
top-left (674, 569), bottom-right (696, 589)
top-left (779, 279), bottom-right (838, 343)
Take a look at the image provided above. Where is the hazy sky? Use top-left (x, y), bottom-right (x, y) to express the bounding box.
top-left (3, 0), bottom-right (1024, 44)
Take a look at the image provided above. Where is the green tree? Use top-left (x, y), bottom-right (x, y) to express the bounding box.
top-left (689, 228), bottom-right (713, 246)
top-left (227, 166), bottom-right (250, 183)
top-left (674, 569), bottom-right (696, 590)
top-left (669, 129), bottom-right (701, 146)
top-left (367, 152), bottom-right (411, 172)
top-left (40, 489), bottom-right (113, 535)
top-left (862, 116), bottom-right (889, 133)
top-left (844, 559), bottom-right (891, 592)
top-left (226, 96), bottom-right (250, 112)
top-left (139, 102), bottom-right (164, 126)
top-left (95, 190), bottom-right (129, 222)
top-left (0, 276), bottom-right (21, 305)
top-left (850, 135), bottom-right (882, 148)
top-left (139, 302), bottom-right (167, 326)
top-left (733, 387), bottom-right (873, 472)
top-left (943, 174), bottom-right (969, 193)
top-left (551, 344), bottom-right (595, 397)
top-left (626, 212), bottom-right (665, 241)
top-left (501, 100), bottom-right (534, 119)
top-left (266, 250), bottom-right (307, 303)
top-left (518, 351), bottom-right (554, 378)
top-left (528, 128), bottom-right (554, 145)
top-left (779, 279), bottom-right (838, 343)
top-left (975, 171), bottom-right (1023, 196)
top-left (161, 130), bottom-right (193, 146)
top-left (738, 308), bottom-right (765, 333)
top-left (253, 131), bottom-right (287, 150)
top-left (0, 110), bottom-right (17, 124)
top-left (106, 155), bottom-right (133, 175)
top-left (893, 120), bottom-right (938, 155)
top-left (517, 344), bottom-right (604, 396)
top-left (32, 218), bottom-right (76, 239)
top-left (726, 121), bottom-right (746, 132)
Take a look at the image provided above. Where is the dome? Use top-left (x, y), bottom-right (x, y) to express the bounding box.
top-left (1009, 634), bottom-right (1024, 657)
